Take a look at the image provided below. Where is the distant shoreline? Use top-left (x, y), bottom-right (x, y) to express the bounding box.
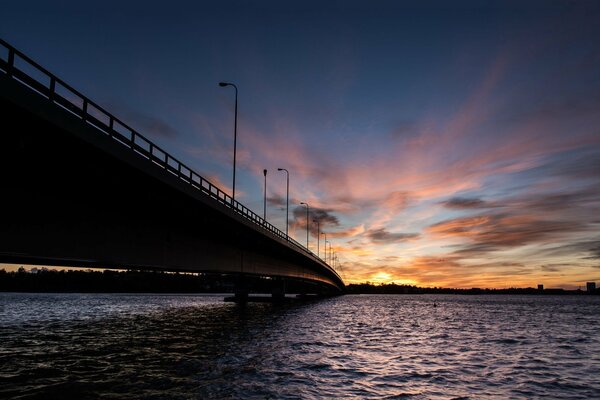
top-left (1, 268), bottom-right (597, 295)
top-left (345, 283), bottom-right (597, 296)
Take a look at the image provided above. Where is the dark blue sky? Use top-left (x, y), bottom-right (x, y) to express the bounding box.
top-left (2, 0), bottom-right (599, 287)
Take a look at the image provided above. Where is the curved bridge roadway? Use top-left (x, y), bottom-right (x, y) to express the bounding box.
top-left (0, 39), bottom-right (344, 294)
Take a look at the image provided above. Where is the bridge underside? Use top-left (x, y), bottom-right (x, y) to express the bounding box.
top-left (0, 75), bottom-right (344, 293)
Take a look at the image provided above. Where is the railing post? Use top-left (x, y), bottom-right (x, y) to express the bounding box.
top-left (82, 99), bottom-right (88, 121)
top-left (49, 77), bottom-right (55, 102)
top-left (6, 48), bottom-right (14, 77)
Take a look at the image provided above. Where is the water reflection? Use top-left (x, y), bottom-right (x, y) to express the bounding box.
top-left (1, 293), bottom-right (600, 399)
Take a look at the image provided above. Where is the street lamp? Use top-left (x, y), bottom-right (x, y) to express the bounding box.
top-left (313, 219), bottom-right (320, 258)
top-left (300, 202), bottom-right (309, 250)
top-left (277, 168), bottom-right (289, 237)
top-left (325, 240), bottom-right (330, 265)
top-left (263, 169), bottom-right (267, 220)
top-left (218, 82), bottom-right (238, 201)
top-left (321, 232), bottom-right (327, 264)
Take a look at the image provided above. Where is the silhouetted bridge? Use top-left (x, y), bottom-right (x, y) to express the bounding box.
top-left (0, 39), bottom-right (344, 297)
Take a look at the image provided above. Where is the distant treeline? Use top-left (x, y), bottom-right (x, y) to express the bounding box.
top-left (1, 268), bottom-right (597, 294)
top-left (345, 282), bottom-right (598, 295)
top-left (1, 268), bottom-right (241, 293)
top-left (0, 268), bottom-right (322, 293)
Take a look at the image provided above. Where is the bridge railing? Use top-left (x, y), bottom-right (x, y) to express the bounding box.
top-left (0, 39), bottom-right (341, 280)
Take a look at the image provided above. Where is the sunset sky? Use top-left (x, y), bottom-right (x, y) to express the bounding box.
top-left (2, 1), bottom-right (599, 288)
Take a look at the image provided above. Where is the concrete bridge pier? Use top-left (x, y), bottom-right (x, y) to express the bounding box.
top-left (271, 277), bottom-right (286, 301)
top-left (233, 275), bottom-right (249, 303)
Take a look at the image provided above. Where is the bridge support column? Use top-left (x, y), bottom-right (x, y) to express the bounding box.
top-left (234, 276), bottom-right (249, 303)
top-left (271, 277), bottom-right (286, 301)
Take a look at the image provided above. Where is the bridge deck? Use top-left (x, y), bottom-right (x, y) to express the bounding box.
top-left (0, 39), bottom-right (344, 292)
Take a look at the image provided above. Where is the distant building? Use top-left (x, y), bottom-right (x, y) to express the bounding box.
top-left (537, 284), bottom-right (544, 291)
top-left (587, 282), bottom-right (596, 292)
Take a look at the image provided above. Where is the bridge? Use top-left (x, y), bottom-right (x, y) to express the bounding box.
top-left (0, 39), bottom-right (345, 299)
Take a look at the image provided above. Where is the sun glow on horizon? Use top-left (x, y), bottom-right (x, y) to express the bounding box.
top-left (364, 272), bottom-right (418, 286)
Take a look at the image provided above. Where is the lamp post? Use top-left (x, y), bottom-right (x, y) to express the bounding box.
top-left (313, 219), bottom-right (320, 258)
top-left (325, 240), bottom-right (330, 265)
top-left (321, 232), bottom-right (327, 263)
top-left (263, 169), bottom-right (267, 220)
top-left (300, 202), bottom-right (309, 250)
top-left (218, 82), bottom-right (238, 201)
top-left (277, 168), bottom-right (289, 237)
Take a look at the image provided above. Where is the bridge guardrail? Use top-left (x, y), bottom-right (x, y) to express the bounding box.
top-left (0, 39), bottom-right (342, 281)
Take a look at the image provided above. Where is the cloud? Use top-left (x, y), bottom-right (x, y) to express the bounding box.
top-left (267, 194), bottom-right (286, 208)
top-left (428, 215), bottom-right (491, 237)
top-left (550, 150), bottom-right (600, 181)
top-left (365, 228), bottom-right (419, 244)
top-left (381, 191), bottom-right (411, 210)
top-left (540, 264), bottom-right (571, 272)
top-left (584, 242), bottom-right (600, 260)
top-left (312, 209), bottom-right (340, 227)
top-left (525, 239), bottom-right (600, 260)
top-left (441, 197), bottom-right (489, 209)
top-left (378, 255), bottom-right (400, 262)
top-left (429, 182), bottom-right (600, 261)
top-left (328, 224), bottom-right (366, 239)
top-left (430, 214), bottom-right (585, 253)
top-left (290, 206), bottom-right (340, 237)
top-left (527, 192), bottom-right (592, 212)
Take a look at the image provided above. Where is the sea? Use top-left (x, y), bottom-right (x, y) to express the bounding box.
top-left (1, 293), bottom-right (599, 399)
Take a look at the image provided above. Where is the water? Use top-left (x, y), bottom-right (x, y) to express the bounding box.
top-left (1, 294), bottom-right (599, 399)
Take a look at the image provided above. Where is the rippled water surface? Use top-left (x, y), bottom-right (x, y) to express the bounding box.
top-left (1, 293), bottom-right (599, 399)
